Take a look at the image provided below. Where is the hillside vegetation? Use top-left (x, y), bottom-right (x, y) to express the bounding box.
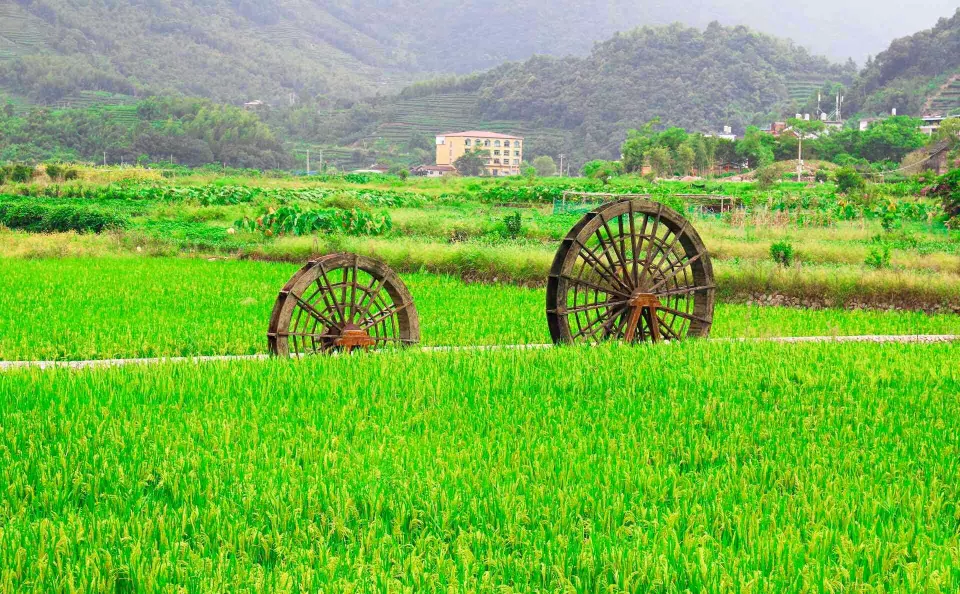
top-left (296, 22), bottom-right (853, 165)
top-left (847, 9), bottom-right (960, 117)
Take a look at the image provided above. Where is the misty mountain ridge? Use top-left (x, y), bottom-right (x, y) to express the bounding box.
top-left (0, 0), bottom-right (955, 107)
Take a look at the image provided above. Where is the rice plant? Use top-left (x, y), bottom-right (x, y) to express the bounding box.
top-left (0, 341), bottom-right (958, 591)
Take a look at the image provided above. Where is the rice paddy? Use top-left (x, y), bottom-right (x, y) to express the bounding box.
top-left (1, 340), bottom-right (959, 591)
top-left (2, 257), bottom-right (960, 361)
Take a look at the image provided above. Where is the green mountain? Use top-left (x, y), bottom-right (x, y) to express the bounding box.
top-left (848, 9), bottom-right (960, 117)
top-left (291, 22), bottom-right (853, 166)
top-left (0, 0), bottom-right (422, 104)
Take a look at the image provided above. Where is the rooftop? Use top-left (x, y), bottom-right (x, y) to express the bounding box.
top-left (439, 131), bottom-right (523, 140)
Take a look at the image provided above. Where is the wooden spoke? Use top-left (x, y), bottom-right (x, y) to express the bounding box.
top-left (648, 250), bottom-right (709, 293)
top-left (547, 199), bottom-right (715, 346)
top-left (656, 284), bottom-right (716, 298)
top-left (292, 294), bottom-right (342, 330)
top-left (268, 254), bottom-right (420, 357)
top-left (559, 274), bottom-right (630, 299)
top-left (551, 299), bottom-right (629, 316)
top-left (362, 301), bottom-right (413, 330)
top-left (573, 239), bottom-right (633, 294)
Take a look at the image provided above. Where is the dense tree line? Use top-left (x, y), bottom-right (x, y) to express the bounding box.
top-left (617, 115), bottom-right (938, 175)
top-left (0, 97), bottom-right (290, 168)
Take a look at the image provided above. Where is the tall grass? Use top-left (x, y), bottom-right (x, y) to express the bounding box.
top-left (1, 341), bottom-right (958, 590)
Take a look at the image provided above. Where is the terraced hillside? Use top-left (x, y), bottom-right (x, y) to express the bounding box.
top-left (0, 3), bottom-right (47, 60)
top-left (784, 75), bottom-right (834, 104)
top-left (923, 74), bottom-right (960, 116)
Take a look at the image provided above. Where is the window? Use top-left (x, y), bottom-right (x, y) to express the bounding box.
top-left (484, 140), bottom-right (490, 147)
top-left (464, 139), bottom-right (471, 146)
top-left (514, 151), bottom-right (520, 157)
top-left (476, 139), bottom-right (482, 145)
top-left (494, 140), bottom-right (501, 147)
top-left (513, 159), bottom-right (519, 165)
top-left (493, 150), bottom-right (500, 156)
top-left (503, 141), bottom-right (511, 148)
top-left (493, 159), bottom-right (501, 164)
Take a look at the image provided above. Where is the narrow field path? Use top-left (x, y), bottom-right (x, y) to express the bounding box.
top-left (0, 334), bottom-right (957, 371)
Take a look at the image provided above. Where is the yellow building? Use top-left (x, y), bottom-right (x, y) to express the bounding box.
top-left (435, 131), bottom-right (523, 176)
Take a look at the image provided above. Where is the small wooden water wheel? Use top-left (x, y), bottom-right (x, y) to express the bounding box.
top-left (268, 253), bottom-right (420, 356)
top-left (547, 198), bottom-right (715, 345)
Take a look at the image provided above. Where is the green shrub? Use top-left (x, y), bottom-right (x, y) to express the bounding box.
top-left (880, 209), bottom-right (902, 233)
top-left (755, 166), bottom-right (779, 189)
top-left (815, 168), bottom-right (829, 183)
top-left (834, 166), bottom-right (866, 194)
top-left (44, 163), bottom-right (64, 181)
top-left (0, 201), bottom-right (128, 233)
top-left (927, 168), bottom-right (960, 219)
top-left (502, 211), bottom-right (522, 239)
top-left (5, 164), bottom-right (36, 183)
top-left (769, 240), bottom-right (794, 266)
top-left (865, 236), bottom-right (892, 269)
top-left (63, 169), bottom-right (80, 181)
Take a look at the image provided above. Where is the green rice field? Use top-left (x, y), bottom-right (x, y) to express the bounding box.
top-left (1, 257), bottom-right (960, 361)
top-left (2, 253), bottom-right (959, 592)
top-left (1, 340), bottom-right (959, 591)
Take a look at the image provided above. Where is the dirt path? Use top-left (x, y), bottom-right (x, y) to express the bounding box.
top-left (1, 335), bottom-right (957, 372)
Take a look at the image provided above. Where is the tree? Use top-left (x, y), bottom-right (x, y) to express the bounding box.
top-left (676, 143), bottom-right (696, 175)
top-left (532, 155), bottom-right (557, 177)
top-left (934, 117), bottom-right (960, 149)
top-left (736, 127), bottom-right (775, 169)
top-left (834, 166), bottom-right (866, 194)
top-left (582, 160), bottom-right (623, 184)
top-left (454, 149), bottom-right (488, 176)
top-left (858, 116), bottom-right (927, 163)
top-left (929, 168), bottom-right (960, 220)
top-left (620, 118), bottom-right (660, 173)
top-left (648, 147), bottom-right (672, 178)
top-left (692, 136), bottom-right (712, 175)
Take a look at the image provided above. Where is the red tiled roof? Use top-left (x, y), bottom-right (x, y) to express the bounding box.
top-left (440, 131), bottom-right (522, 140)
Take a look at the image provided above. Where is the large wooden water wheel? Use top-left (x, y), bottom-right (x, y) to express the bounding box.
top-left (547, 198), bottom-right (715, 345)
top-left (268, 253), bottom-right (420, 356)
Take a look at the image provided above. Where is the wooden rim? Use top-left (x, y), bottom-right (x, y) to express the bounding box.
top-left (268, 253), bottom-right (420, 357)
top-left (547, 199), bottom-right (715, 345)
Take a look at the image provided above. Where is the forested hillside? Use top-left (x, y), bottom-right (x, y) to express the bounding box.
top-left (847, 9), bottom-right (960, 117)
top-left (291, 22), bottom-right (853, 165)
top-left (0, 0), bottom-right (934, 109)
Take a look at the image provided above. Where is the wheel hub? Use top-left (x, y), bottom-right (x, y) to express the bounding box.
top-left (332, 323), bottom-right (377, 350)
top-left (624, 292), bottom-right (662, 343)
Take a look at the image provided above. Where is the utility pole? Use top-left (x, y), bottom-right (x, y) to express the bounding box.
top-left (559, 153), bottom-right (564, 177)
top-left (296, 149), bottom-right (315, 175)
top-left (103, 152), bottom-right (106, 167)
top-left (797, 133), bottom-right (803, 183)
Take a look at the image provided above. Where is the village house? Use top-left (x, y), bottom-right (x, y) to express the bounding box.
top-left (411, 164), bottom-right (456, 177)
top-left (435, 131), bottom-right (523, 176)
